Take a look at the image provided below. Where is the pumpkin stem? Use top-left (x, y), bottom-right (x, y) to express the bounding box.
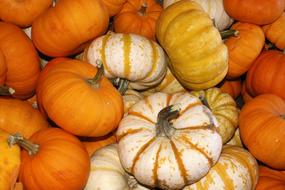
top-left (0, 85), bottom-right (15, 96)
top-left (156, 104), bottom-right (181, 138)
top-left (111, 78), bottom-right (129, 95)
top-left (138, 2), bottom-right (148, 16)
top-left (7, 133), bottom-right (39, 155)
top-left (127, 175), bottom-right (139, 189)
top-left (87, 60), bottom-right (104, 88)
top-left (281, 115), bottom-right (285, 119)
top-left (220, 29), bottom-right (239, 40)
top-left (198, 95), bottom-right (210, 108)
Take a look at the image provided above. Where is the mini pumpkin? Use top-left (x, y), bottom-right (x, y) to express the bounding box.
top-left (219, 79), bottom-right (242, 99)
top-left (256, 166), bottom-right (285, 190)
top-left (123, 89), bottom-right (145, 113)
top-left (102, 0), bottom-right (127, 16)
top-left (226, 128), bottom-right (243, 147)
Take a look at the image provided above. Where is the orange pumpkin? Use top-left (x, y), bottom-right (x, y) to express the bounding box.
top-left (263, 12), bottom-right (285, 50)
top-left (9, 128), bottom-right (90, 190)
top-left (256, 166), bottom-right (285, 190)
top-left (32, 0), bottom-right (109, 57)
top-left (224, 0), bottom-right (285, 25)
top-left (224, 22), bottom-right (265, 79)
top-left (219, 79), bottom-right (242, 99)
top-left (0, 0), bottom-right (52, 27)
top-left (36, 58), bottom-right (124, 137)
top-left (102, 0), bottom-right (127, 16)
top-left (239, 94), bottom-right (285, 170)
top-left (0, 22), bottom-right (40, 99)
top-left (114, 0), bottom-right (163, 40)
top-left (246, 50), bottom-right (285, 100)
top-left (241, 82), bottom-right (253, 104)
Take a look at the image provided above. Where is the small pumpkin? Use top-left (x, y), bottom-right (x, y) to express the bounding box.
top-left (226, 128), bottom-right (243, 147)
top-left (102, 0), bottom-right (127, 16)
top-left (117, 92), bottom-right (222, 189)
top-left (256, 166), bottom-right (285, 190)
top-left (191, 88), bottom-right (239, 144)
top-left (241, 82), bottom-right (253, 104)
top-left (123, 89), bottom-right (144, 113)
top-left (239, 94), bottom-right (285, 170)
top-left (156, 0), bottom-right (228, 90)
top-left (84, 144), bottom-right (150, 190)
top-left (219, 79), bottom-right (242, 99)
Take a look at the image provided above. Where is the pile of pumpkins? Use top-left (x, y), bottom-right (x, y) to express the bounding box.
top-left (0, 0), bottom-right (285, 189)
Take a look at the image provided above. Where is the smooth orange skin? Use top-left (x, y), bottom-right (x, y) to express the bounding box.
top-left (256, 166), bottom-right (285, 190)
top-left (114, 0), bottom-right (163, 40)
top-left (19, 128), bottom-right (90, 190)
top-left (239, 94), bottom-right (285, 170)
top-left (0, 22), bottom-right (40, 99)
top-left (219, 79), bottom-right (242, 99)
top-left (224, 0), bottom-right (285, 25)
top-left (102, 0), bottom-right (127, 16)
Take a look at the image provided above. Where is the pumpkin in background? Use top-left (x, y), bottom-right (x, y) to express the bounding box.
top-left (219, 79), bottom-right (242, 99)
top-left (36, 58), bottom-right (124, 137)
top-left (256, 166), bottom-right (285, 190)
top-left (8, 128), bottom-right (90, 190)
top-left (84, 144), bottom-right (150, 190)
top-left (246, 50), bottom-right (285, 100)
top-left (0, 98), bottom-right (48, 138)
top-left (191, 88), bottom-right (239, 144)
top-left (123, 89), bottom-right (144, 113)
top-left (239, 94), bottom-right (285, 170)
top-left (223, 0), bottom-right (285, 25)
top-left (241, 82), bottom-right (253, 104)
top-left (0, 22), bottom-right (41, 99)
top-left (263, 12), bottom-right (285, 50)
top-left (0, 0), bottom-right (52, 27)
top-left (114, 0), bottom-right (162, 40)
top-left (84, 33), bottom-right (167, 91)
top-left (226, 128), bottom-right (243, 147)
top-left (117, 92), bottom-right (222, 189)
top-left (156, 0), bottom-right (228, 90)
top-left (225, 22), bottom-right (265, 79)
top-left (0, 129), bottom-right (20, 190)
top-left (163, 0), bottom-right (233, 31)
top-left (102, 0), bottom-right (127, 16)
top-left (184, 145), bottom-right (258, 190)
top-left (32, 0), bottom-right (109, 57)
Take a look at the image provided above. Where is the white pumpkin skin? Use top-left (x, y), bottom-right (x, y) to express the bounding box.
top-left (163, 0), bottom-right (233, 31)
top-left (85, 33), bottom-right (167, 90)
top-left (117, 92), bottom-right (223, 190)
top-left (84, 144), bottom-right (150, 190)
top-left (123, 89), bottom-right (144, 113)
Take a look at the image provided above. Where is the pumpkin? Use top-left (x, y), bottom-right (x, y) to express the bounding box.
top-left (8, 128), bottom-right (90, 190)
top-left (184, 145), bottom-right (258, 190)
top-left (163, 0), bottom-right (233, 31)
top-left (84, 144), bottom-right (150, 190)
top-left (102, 0), bottom-right (127, 16)
top-left (219, 79), bottom-right (242, 99)
top-left (239, 94), bottom-right (285, 170)
top-left (116, 92), bottom-right (222, 189)
top-left (246, 50), bottom-right (285, 100)
top-left (36, 58), bottom-right (124, 137)
top-left (84, 32), bottom-right (167, 92)
top-left (0, 22), bottom-right (41, 99)
top-left (191, 88), bottom-right (239, 144)
top-left (224, 0), bottom-right (285, 25)
top-left (241, 82), bottom-right (253, 104)
top-left (114, 0), bottom-right (163, 40)
top-left (156, 0), bottom-right (228, 90)
top-left (263, 12), bottom-right (285, 50)
top-left (0, 129), bottom-right (20, 190)
top-left (0, 0), bottom-right (52, 27)
top-left (123, 89), bottom-right (144, 113)
top-left (224, 22), bottom-right (265, 79)
top-left (226, 128), bottom-right (243, 147)
top-left (256, 166), bottom-right (285, 190)
top-left (32, 0), bottom-right (109, 57)
top-left (0, 98), bottom-right (48, 138)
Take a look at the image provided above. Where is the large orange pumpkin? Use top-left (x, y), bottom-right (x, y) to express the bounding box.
top-left (32, 0), bottom-right (109, 57)
top-left (246, 50), bottom-right (285, 100)
top-left (0, 22), bottom-right (40, 99)
top-left (114, 0), bottom-right (163, 40)
top-left (239, 94), bottom-right (285, 170)
top-left (256, 166), bottom-right (285, 190)
top-left (223, 0), bottom-right (285, 25)
top-left (102, 0), bottom-right (127, 16)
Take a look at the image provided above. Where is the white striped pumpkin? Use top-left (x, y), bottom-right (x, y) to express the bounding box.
top-left (123, 89), bottom-right (144, 113)
top-left (84, 32), bottom-right (167, 90)
top-left (116, 92), bottom-right (223, 190)
top-left (184, 145), bottom-right (259, 190)
top-left (163, 0), bottom-right (233, 31)
top-left (84, 144), bottom-right (150, 190)
top-left (226, 128), bottom-right (243, 147)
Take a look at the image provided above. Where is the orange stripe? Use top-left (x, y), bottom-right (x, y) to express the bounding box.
top-left (214, 163), bottom-right (235, 189)
top-left (180, 102), bottom-right (202, 115)
top-left (123, 34), bottom-right (131, 78)
top-left (117, 128), bottom-right (145, 141)
top-left (128, 111), bottom-right (155, 124)
top-left (143, 40), bottom-right (158, 80)
top-left (166, 94), bottom-right (172, 106)
top-left (153, 143), bottom-right (162, 186)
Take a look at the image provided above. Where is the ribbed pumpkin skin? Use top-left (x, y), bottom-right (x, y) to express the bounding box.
top-left (102, 0), bottom-right (127, 16)
top-left (32, 0), bottom-right (109, 57)
top-left (0, 129), bottom-right (20, 190)
top-left (0, 98), bottom-right (48, 138)
top-left (256, 166), bottom-right (285, 190)
top-left (239, 94), bottom-right (285, 170)
top-left (117, 92), bottom-right (222, 189)
top-left (263, 12), bottom-right (285, 50)
top-left (0, 50), bottom-right (6, 85)
top-left (0, 0), bottom-right (52, 27)
top-left (246, 50), bottom-right (285, 100)
top-left (85, 33), bottom-right (167, 90)
top-left (219, 79), bottom-right (242, 99)
top-left (123, 89), bottom-right (144, 113)
top-left (224, 0), bottom-right (285, 25)
top-left (226, 128), bottom-right (243, 147)
top-left (225, 22), bottom-right (265, 79)
top-left (156, 0), bottom-right (228, 90)
top-left (0, 22), bottom-right (40, 99)
top-left (184, 146), bottom-right (258, 190)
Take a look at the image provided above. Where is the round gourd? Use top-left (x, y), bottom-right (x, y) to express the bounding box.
top-left (256, 166), bottom-right (285, 190)
top-left (226, 128), bottom-right (243, 147)
top-left (116, 92), bottom-right (222, 189)
top-left (219, 79), bottom-right (242, 99)
top-left (102, 0), bottom-right (127, 16)
top-left (156, 0), bottom-right (228, 90)
top-left (241, 82), bottom-right (253, 104)
top-left (123, 89), bottom-right (144, 113)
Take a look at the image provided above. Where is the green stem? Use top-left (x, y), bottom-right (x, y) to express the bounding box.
top-left (0, 85), bottom-right (15, 96)
top-left (220, 29), bottom-right (239, 40)
top-left (199, 95), bottom-right (210, 108)
top-left (111, 78), bottom-right (129, 95)
top-left (87, 60), bottom-right (104, 88)
top-left (8, 133), bottom-right (39, 155)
